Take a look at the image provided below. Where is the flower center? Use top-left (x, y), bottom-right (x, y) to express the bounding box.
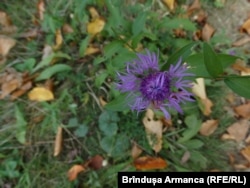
top-left (140, 72), bottom-right (170, 102)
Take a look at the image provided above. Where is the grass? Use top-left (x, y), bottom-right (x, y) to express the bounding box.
top-left (0, 0), bottom-right (243, 187)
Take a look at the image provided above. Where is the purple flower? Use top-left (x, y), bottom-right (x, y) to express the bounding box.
top-left (116, 50), bottom-right (194, 119)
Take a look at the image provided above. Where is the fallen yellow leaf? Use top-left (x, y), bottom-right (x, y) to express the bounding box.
top-left (53, 29), bottom-right (63, 50)
top-left (88, 6), bottom-right (100, 20)
top-left (161, 0), bottom-right (175, 11)
top-left (67, 164), bottom-right (85, 181)
top-left (54, 126), bottom-right (63, 157)
top-left (142, 109), bottom-right (163, 153)
top-left (28, 87), bottom-right (54, 101)
top-left (87, 18), bottom-right (105, 35)
top-left (85, 46), bottom-right (100, 56)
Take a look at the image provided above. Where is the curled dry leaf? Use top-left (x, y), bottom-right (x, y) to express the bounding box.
top-left (226, 120), bottom-right (250, 142)
top-left (187, 0), bottom-right (201, 14)
top-left (240, 18), bottom-right (250, 35)
top-left (202, 23), bottom-right (215, 41)
top-left (54, 126), bottom-right (63, 157)
top-left (67, 164), bottom-right (85, 181)
top-left (231, 60), bottom-right (250, 76)
top-left (199, 119), bottom-right (219, 136)
top-left (240, 145), bottom-right (250, 163)
top-left (232, 36), bottom-right (250, 47)
top-left (28, 87), bottom-right (54, 101)
top-left (161, 0), bottom-right (175, 11)
top-left (99, 96), bottom-right (107, 107)
top-left (192, 78), bottom-right (213, 116)
top-left (0, 11), bottom-right (17, 34)
top-left (131, 141), bottom-right (143, 159)
top-left (37, 0), bottom-right (45, 21)
top-left (142, 109), bottom-right (163, 153)
top-left (0, 35), bottom-right (16, 57)
top-left (134, 156), bottom-right (167, 170)
top-left (63, 24), bottom-right (74, 34)
top-left (234, 102), bottom-right (250, 119)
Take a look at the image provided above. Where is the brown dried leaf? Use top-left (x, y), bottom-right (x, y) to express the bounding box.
top-left (200, 98), bottom-right (213, 116)
top-left (42, 45), bottom-right (53, 60)
top-left (240, 18), bottom-right (250, 35)
top-left (142, 109), bottom-right (163, 153)
top-left (28, 87), bottom-right (54, 101)
top-left (245, 135), bottom-right (250, 144)
top-left (0, 35), bottom-right (16, 57)
top-left (221, 133), bottom-right (236, 141)
top-left (234, 102), bottom-right (250, 119)
top-left (240, 146), bottom-right (250, 163)
top-left (11, 81), bottom-right (32, 100)
top-left (0, 11), bottom-right (12, 26)
top-left (227, 120), bottom-right (250, 142)
top-left (181, 151), bottom-right (190, 164)
top-left (134, 156), bottom-right (167, 170)
top-left (202, 23), bottom-right (215, 41)
top-left (54, 126), bottom-right (63, 157)
top-left (187, 0), bottom-right (201, 15)
top-left (88, 155), bottom-right (103, 170)
top-left (161, 0), bottom-right (175, 11)
top-left (131, 142), bottom-right (143, 159)
top-left (37, 0), bottom-right (45, 21)
top-left (67, 164), bottom-right (85, 181)
top-left (63, 24), bottom-right (74, 34)
top-left (1, 78), bottom-right (20, 99)
top-left (87, 18), bottom-right (105, 35)
top-left (99, 96), bottom-right (107, 107)
top-left (199, 119), bottom-right (219, 136)
top-left (232, 36), bottom-right (250, 47)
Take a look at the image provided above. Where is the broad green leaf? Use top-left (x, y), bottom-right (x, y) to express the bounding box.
top-left (132, 13), bottom-right (147, 35)
top-left (185, 53), bottom-right (210, 77)
top-left (100, 136), bottom-right (115, 155)
top-left (95, 71), bottom-right (109, 87)
top-left (224, 77), bottom-right (250, 99)
top-left (178, 115), bottom-right (201, 143)
top-left (104, 93), bottom-right (131, 111)
top-left (98, 110), bottom-right (119, 136)
top-left (218, 53), bottom-right (239, 69)
top-left (190, 151), bottom-right (207, 169)
top-left (104, 40), bottom-right (124, 59)
top-left (32, 52), bottom-right (71, 73)
top-left (35, 64), bottom-right (72, 81)
top-left (203, 42), bottom-right (223, 77)
top-left (162, 42), bottom-right (197, 70)
top-left (182, 139), bottom-right (204, 149)
top-left (161, 17), bottom-right (197, 32)
top-left (15, 105), bottom-right (27, 144)
top-left (74, 124), bottom-right (88, 138)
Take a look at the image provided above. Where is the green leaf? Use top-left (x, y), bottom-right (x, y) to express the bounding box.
top-left (132, 13), bottom-right (147, 35)
top-left (100, 136), bottom-right (115, 155)
top-left (104, 40), bottom-right (124, 59)
top-left (104, 93), bottom-right (131, 111)
top-left (203, 42), bottom-right (223, 77)
top-left (182, 139), bottom-right (204, 149)
top-left (79, 36), bottom-right (91, 57)
top-left (161, 18), bottom-right (197, 32)
top-left (224, 76), bottom-right (250, 99)
top-left (35, 64), bottom-right (72, 81)
top-left (32, 52), bottom-right (71, 73)
top-left (95, 71), bottom-right (109, 87)
top-left (218, 53), bottom-right (239, 69)
top-left (98, 110), bottom-right (119, 136)
top-left (178, 115), bottom-right (201, 143)
top-left (15, 105), bottom-right (27, 144)
top-left (162, 42), bottom-right (197, 70)
top-left (74, 124), bottom-right (88, 138)
top-left (185, 53), bottom-right (210, 77)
